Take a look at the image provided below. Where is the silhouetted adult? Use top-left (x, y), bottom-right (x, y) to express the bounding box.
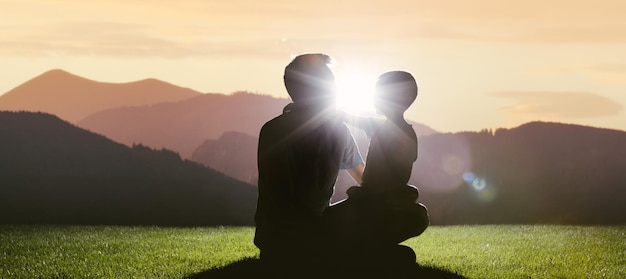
top-left (254, 54), bottom-right (365, 266)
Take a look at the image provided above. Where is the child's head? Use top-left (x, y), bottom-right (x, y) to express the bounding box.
top-left (374, 71), bottom-right (418, 117)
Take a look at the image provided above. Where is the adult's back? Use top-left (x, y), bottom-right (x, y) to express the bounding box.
top-left (254, 54), bottom-right (364, 259)
top-left (255, 106), bottom-right (357, 250)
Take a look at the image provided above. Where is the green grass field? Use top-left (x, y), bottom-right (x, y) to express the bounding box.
top-left (1, 225), bottom-right (624, 278)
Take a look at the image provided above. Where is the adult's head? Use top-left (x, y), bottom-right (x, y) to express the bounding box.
top-left (284, 53), bottom-right (336, 110)
top-left (374, 71), bottom-right (418, 117)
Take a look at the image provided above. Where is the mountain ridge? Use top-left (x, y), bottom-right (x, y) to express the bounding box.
top-left (0, 111), bottom-right (257, 226)
top-left (0, 69), bottom-right (201, 122)
top-left (412, 121), bottom-right (626, 225)
top-left (77, 92), bottom-right (439, 159)
top-left (78, 92), bottom-right (291, 158)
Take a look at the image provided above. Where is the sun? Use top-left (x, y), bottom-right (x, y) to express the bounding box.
top-left (334, 70), bottom-right (377, 114)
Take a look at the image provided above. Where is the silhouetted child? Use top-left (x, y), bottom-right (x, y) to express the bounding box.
top-left (345, 70), bottom-right (424, 244)
top-left (350, 70), bottom-right (419, 194)
top-left (369, 71), bottom-right (417, 182)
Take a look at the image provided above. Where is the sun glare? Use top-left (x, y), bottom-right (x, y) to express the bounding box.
top-left (335, 71), bottom-right (376, 114)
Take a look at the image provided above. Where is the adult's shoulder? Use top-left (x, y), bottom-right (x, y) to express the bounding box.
top-left (261, 113), bottom-right (287, 130)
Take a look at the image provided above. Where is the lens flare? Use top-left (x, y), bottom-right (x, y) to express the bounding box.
top-left (463, 172), bottom-right (476, 183)
top-left (472, 178), bottom-right (487, 191)
top-left (462, 171), bottom-right (497, 202)
top-left (417, 136), bottom-right (471, 193)
top-left (463, 171), bottom-right (486, 191)
top-left (442, 155), bottom-right (466, 176)
top-left (334, 70), bottom-right (376, 114)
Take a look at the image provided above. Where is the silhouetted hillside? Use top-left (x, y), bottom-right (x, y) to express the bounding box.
top-left (413, 122), bottom-right (626, 225)
top-left (187, 120), bottom-right (626, 225)
top-left (0, 111), bottom-right (256, 226)
top-left (191, 131), bottom-right (258, 185)
top-left (77, 92), bottom-right (290, 158)
top-left (0, 69), bottom-right (200, 122)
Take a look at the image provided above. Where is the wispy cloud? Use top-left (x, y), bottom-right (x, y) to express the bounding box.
top-left (531, 63), bottom-right (626, 84)
top-left (2, 0), bottom-right (625, 59)
top-left (492, 91), bottom-right (623, 119)
top-left (0, 21), bottom-right (296, 58)
top-left (582, 64), bottom-right (626, 83)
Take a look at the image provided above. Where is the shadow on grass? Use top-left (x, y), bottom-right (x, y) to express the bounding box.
top-left (187, 257), bottom-right (467, 279)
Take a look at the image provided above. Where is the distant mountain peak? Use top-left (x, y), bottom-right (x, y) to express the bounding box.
top-left (3, 69), bottom-right (105, 98)
top-left (30, 69), bottom-right (94, 84)
top-left (129, 77), bottom-right (195, 91)
top-left (41, 68), bottom-right (71, 75)
top-left (0, 69), bottom-right (201, 123)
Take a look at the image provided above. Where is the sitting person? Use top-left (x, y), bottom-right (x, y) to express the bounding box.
top-left (349, 71), bottom-right (420, 201)
top-left (254, 53), bottom-right (366, 269)
top-left (323, 71), bottom-right (428, 262)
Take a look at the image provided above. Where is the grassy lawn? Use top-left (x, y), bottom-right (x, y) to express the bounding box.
top-left (1, 225), bottom-right (624, 278)
top-left (406, 225), bottom-right (625, 278)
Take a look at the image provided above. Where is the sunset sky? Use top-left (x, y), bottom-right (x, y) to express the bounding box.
top-left (1, 0), bottom-right (625, 132)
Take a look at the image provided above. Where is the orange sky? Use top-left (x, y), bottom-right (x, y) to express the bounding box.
top-left (1, 0), bottom-right (625, 132)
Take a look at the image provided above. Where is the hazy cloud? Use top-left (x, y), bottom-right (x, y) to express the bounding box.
top-left (513, 26), bottom-right (626, 44)
top-left (400, 23), bottom-right (626, 44)
top-left (0, 21), bottom-right (295, 59)
top-left (583, 64), bottom-right (626, 83)
top-left (2, 0), bottom-right (626, 60)
top-left (492, 91), bottom-right (623, 119)
top-left (533, 63), bottom-right (626, 84)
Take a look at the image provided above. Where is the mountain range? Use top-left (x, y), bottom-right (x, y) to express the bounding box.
top-left (1, 69), bottom-right (625, 226)
top-left (191, 131), bottom-right (259, 185)
top-left (0, 69), bottom-right (436, 171)
top-left (76, 92), bottom-right (292, 159)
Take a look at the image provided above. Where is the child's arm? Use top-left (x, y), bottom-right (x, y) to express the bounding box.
top-left (340, 112), bottom-right (384, 138)
top-left (345, 162), bottom-right (365, 185)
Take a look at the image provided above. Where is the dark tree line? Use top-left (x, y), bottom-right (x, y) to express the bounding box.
top-left (0, 111), bottom-right (257, 226)
top-left (414, 122), bottom-right (626, 225)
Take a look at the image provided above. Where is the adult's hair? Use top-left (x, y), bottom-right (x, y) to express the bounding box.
top-left (284, 53), bottom-right (336, 107)
top-left (375, 71), bottom-right (418, 112)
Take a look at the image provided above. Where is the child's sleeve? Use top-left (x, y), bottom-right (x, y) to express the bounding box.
top-left (339, 124), bottom-right (364, 170)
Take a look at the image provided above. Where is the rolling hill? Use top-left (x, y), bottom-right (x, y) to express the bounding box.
top-left (0, 111), bottom-right (257, 226)
top-left (77, 92), bottom-right (291, 159)
top-left (76, 92), bottom-right (438, 159)
top-left (413, 122), bottom-right (626, 225)
top-left (191, 131), bottom-right (259, 185)
top-left (0, 69), bottom-right (201, 122)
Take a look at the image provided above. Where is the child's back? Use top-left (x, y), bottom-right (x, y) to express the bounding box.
top-left (361, 71), bottom-right (418, 190)
top-left (361, 118), bottom-right (417, 189)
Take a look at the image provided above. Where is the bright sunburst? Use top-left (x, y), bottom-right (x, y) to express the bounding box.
top-left (335, 70), bottom-right (377, 114)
